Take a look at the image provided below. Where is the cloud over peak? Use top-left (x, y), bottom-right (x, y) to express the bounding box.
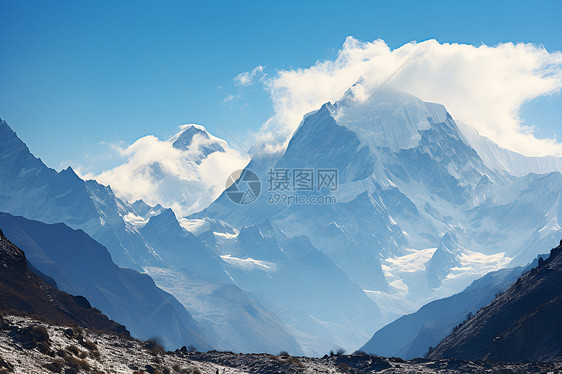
top-left (257, 37), bottom-right (562, 156)
top-left (90, 125), bottom-right (249, 216)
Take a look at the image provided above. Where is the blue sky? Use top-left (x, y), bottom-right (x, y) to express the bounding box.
top-left (1, 0), bottom-right (561, 172)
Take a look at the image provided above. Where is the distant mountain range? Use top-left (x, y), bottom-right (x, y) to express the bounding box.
top-left (1, 84), bottom-right (562, 355)
top-left (0, 118), bottom-right (302, 355)
top-left (0, 212), bottom-right (210, 350)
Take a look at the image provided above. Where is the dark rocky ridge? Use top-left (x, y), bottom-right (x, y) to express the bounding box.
top-left (429, 241), bottom-right (562, 362)
top-left (0, 230), bottom-right (127, 335)
top-left (361, 262), bottom-right (528, 359)
top-left (0, 212), bottom-right (211, 351)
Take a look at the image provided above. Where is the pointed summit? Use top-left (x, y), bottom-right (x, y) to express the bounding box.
top-left (170, 124), bottom-right (209, 149)
top-left (333, 88), bottom-right (449, 152)
top-left (170, 124), bottom-right (225, 157)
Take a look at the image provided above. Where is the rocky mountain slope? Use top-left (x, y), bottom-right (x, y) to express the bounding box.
top-left (0, 230), bottom-right (126, 336)
top-left (361, 256), bottom-right (543, 358)
top-left (429, 241), bottom-right (562, 362)
top-left (0, 315), bottom-right (226, 374)
top-left (136, 210), bottom-right (303, 355)
top-left (0, 212), bottom-right (210, 351)
top-left (2, 315), bottom-right (560, 374)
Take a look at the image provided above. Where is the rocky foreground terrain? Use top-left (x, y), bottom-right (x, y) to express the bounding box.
top-left (1, 315), bottom-right (561, 374)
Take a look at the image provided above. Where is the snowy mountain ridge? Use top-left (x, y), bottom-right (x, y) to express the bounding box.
top-left (332, 89), bottom-right (449, 152)
top-left (170, 124), bottom-right (226, 158)
top-left (459, 122), bottom-right (562, 177)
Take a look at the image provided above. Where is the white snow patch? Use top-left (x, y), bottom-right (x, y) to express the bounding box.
top-left (383, 248), bottom-right (437, 273)
top-left (220, 255), bottom-right (277, 272)
top-left (122, 212), bottom-right (148, 227)
top-left (179, 218), bottom-right (210, 235)
top-left (214, 231), bottom-right (239, 240)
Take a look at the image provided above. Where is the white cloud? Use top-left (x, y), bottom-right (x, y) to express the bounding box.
top-left (234, 65), bottom-right (266, 86)
top-left (223, 94), bottom-right (235, 102)
top-left (88, 126), bottom-right (249, 216)
top-left (256, 37), bottom-right (562, 156)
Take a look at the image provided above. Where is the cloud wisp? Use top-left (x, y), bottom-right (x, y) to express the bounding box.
top-left (234, 65), bottom-right (266, 86)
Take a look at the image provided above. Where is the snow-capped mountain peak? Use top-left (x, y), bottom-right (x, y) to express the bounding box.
top-left (200, 87), bottom-right (562, 340)
top-left (92, 124), bottom-right (248, 216)
top-left (170, 124), bottom-right (226, 158)
top-left (331, 89), bottom-right (449, 152)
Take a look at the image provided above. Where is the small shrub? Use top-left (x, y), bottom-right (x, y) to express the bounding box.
top-left (287, 357), bottom-right (304, 367)
top-left (79, 339), bottom-right (97, 351)
top-left (278, 351), bottom-right (290, 357)
top-left (352, 350), bottom-right (367, 356)
top-left (64, 354), bottom-right (91, 371)
top-left (37, 340), bottom-right (52, 355)
top-left (33, 326), bottom-right (49, 341)
top-left (20, 325), bottom-right (50, 348)
top-left (145, 338), bottom-right (165, 355)
top-left (187, 345), bottom-right (197, 352)
top-left (66, 345), bottom-right (80, 356)
top-left (63, 328), bottom-right (74, 338)
top-left (0, 358), bottom-right (14, 372)
top-left (43, 359), bottom-right (64, 373)
top-left (336, 348), bottom-right (346, 356)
